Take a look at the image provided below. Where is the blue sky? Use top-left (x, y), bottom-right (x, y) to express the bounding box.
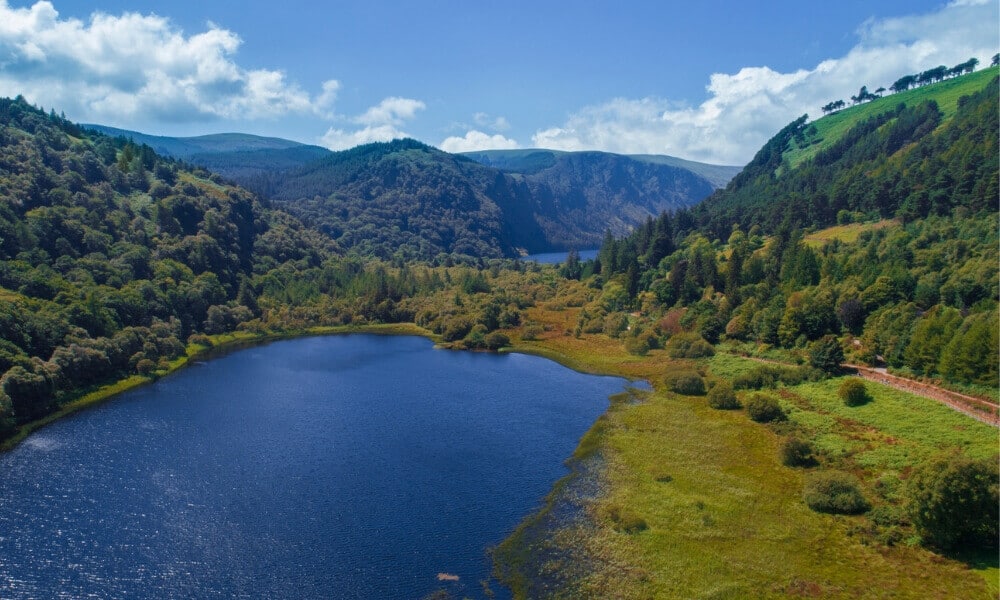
top-left (0, 1), bottom-right (996, 164)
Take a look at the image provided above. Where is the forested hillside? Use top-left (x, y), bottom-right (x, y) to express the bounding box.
top-left (0, 97), bottom-right (335, 435)
top-left (591, 70), bottom-right (998, 391)
top-left (85, 127), bottom-right (732, 259)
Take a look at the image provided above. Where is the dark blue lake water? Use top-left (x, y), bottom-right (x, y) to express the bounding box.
top-left (0, 335), bottom-right (630, 599)
top-left (522, 249), bottom-right (598, 264)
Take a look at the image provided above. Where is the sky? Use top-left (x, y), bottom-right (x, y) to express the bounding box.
top-left (0, 1), bottom-right (996, 165)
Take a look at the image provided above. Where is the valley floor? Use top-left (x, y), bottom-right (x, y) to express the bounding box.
top-left (495, 304), bottom-right (998, 599)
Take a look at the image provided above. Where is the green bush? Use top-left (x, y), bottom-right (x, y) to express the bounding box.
top-left (746, 393), bottom-right (786, 423)
top-left (521, 324), bottom-right (544, 341)
top-left (665, 370), bottom-right (706, 395)
top-left (731, 364), bottom-right (818, 390)
top-left (803, 471), bottom-right (870, 514)
top-left (623, 335), bottom-right (650, 356)
top-left (484, 332), bottom-right (509, 351)
top-left (666, 332), bottom-right (715, 358)
top-left (838, 378), bottom-right (871, 406)
top-left (780, 437), bottom-right (816, 467)
top-left (907, 454), bottom-right (999, 550)
top-left (707, 381), bottom-right (740, 409)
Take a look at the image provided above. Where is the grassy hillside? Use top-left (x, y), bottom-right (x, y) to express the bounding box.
top-left (784, 67), bottom-right (998, 168)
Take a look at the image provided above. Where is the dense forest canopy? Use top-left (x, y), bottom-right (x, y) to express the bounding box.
top-left (593, 72), bottom-right (998, 390)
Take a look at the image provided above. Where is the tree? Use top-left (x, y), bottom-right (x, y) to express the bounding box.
top-left (890, 75), bottom-right (916, 94)
top-left (992, 53), bottom-right (999, 67)
top-left (907, 454), bottom-right (999, 550)
top-left (808, 335), bottom-right (844, 373)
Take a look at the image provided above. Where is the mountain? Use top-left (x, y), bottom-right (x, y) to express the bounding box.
top-left (596, 67), bottom-right (998, 390)
top-left (80, 127), bottom-right (738, 259)
top-left (263, 141), bottom-right (735, 259)
top-left (463, 149), bottom-right (741, 189)
top-left (81, 125), bottom-right (324, 157)
top-left (0, 98), bottom-right (334, 434)
top-left (690, 67), bottom-right (999, 238)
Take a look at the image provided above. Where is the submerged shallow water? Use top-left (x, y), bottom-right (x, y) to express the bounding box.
top-left (0, 334), bottom-right (630, 599)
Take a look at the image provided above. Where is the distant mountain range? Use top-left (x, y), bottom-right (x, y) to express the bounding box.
top-left (82, 125), bottom-right (741, 258)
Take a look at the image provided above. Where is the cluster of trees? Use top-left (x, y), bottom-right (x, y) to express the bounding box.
top-left (821, 57), bottom-right (984, 114)
top-left (584, 75), bottom-right (998, 390)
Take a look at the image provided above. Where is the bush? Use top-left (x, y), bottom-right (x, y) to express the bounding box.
top-left (521, 324), bottom-right (544, 341)
top-left (746, 393), bottom-right (786, 423)
top-left (707, 381), bottom-right (740, 409)
top-left (666, 332), bottom-right (714, 358)
top-left (907, 455), bottom-right (999, 550)
top-left (838, 378), bottom-right (871, 406)
top-left (780, 437), bottom-right (816, 467)
top-left (803, 471), bottom-right (870, 514)
top-left (665, 370), bottom-right (706, 395)
top-left (731, 364), bottom-right (817, 390)
top-left (623, 335), bottom-right (650, 356)
top-left (484, 332), bottom-right (509, 351)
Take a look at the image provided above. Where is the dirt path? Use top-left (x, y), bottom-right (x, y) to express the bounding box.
top-left (845, 364), bottom-right (999, 428)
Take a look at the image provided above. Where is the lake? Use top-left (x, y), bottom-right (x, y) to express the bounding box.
top-left (522, 249), bottom-right (598, 264)
top-left (0, 335), bottom-right (631, 599)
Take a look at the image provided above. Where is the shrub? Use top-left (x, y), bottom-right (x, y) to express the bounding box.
top-left (746, 393), bottom-right (786, 423)
top-left (731, 364), bottom-right (818, 390)
top-left (187, 333), bottom-right (213, 347)
top-left (623, 335), bottom-right (650, 356)
top-left (521, 324), bottom-right (544, 341)
top-left (838, 378), bottom-right (871, 406)
top-left (906, 455), bottom-right (999, 550)
top-left (707, 381), bottom-right (740, 409)
top-left (484, 332), bottom-right (509, 351)
top-left (665, 370), bottom-right (706, 395)
top-left (803, 471), bottom-right (870, 514)
top-left (780, 437), bottom-right (816, 467)
top-left (665, 332), bottom-right (715, 358)
top-left (441, 317), bottom-right (473, 342)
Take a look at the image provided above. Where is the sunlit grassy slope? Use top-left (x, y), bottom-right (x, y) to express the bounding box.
top-left (784, 67), bottom-right (998, 168)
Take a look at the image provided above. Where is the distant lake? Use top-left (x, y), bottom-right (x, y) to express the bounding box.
top-left (522, 249), bottom-right (598, 264)
top-left (0, 335), bottom-right (630, 599)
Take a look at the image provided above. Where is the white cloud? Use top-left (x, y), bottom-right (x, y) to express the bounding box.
top-left (439, 130), bottom-right (520, 153)
top-left (320, 96), bottom-right (426, 150)
top-left (533, 1), bottom-right (998, 164)
top-left (355, 96), bottom-right (425, 126)
top-left (473, 112), bottom-right (510, 131)
top-left (0, 1), bottom-right (337, 124)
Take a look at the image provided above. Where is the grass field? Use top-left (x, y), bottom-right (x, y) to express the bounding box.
top-left (802, 219), bottom-right (897, 249)
top-left (784, 67), bottom-right (998, 168)
top-left (496, 315), bottom-right (999, 599)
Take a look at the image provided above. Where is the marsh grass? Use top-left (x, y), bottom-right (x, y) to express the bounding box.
top-left (496, 320), bottom-right (997, 598)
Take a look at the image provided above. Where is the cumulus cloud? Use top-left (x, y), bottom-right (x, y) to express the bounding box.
top-left (533, 1), bottom-right (998, 164)
top-left (320, 96), bottom-right (426, 150)
top-left (473, 112), bottom-right (511, 131)
top-left (0, 1), bottom-right (337, 124)
top-left (439, 130), bottom-right (520, 153)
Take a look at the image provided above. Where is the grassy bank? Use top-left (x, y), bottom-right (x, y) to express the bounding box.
top-left (495, 309), bottom-right (998, 599)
